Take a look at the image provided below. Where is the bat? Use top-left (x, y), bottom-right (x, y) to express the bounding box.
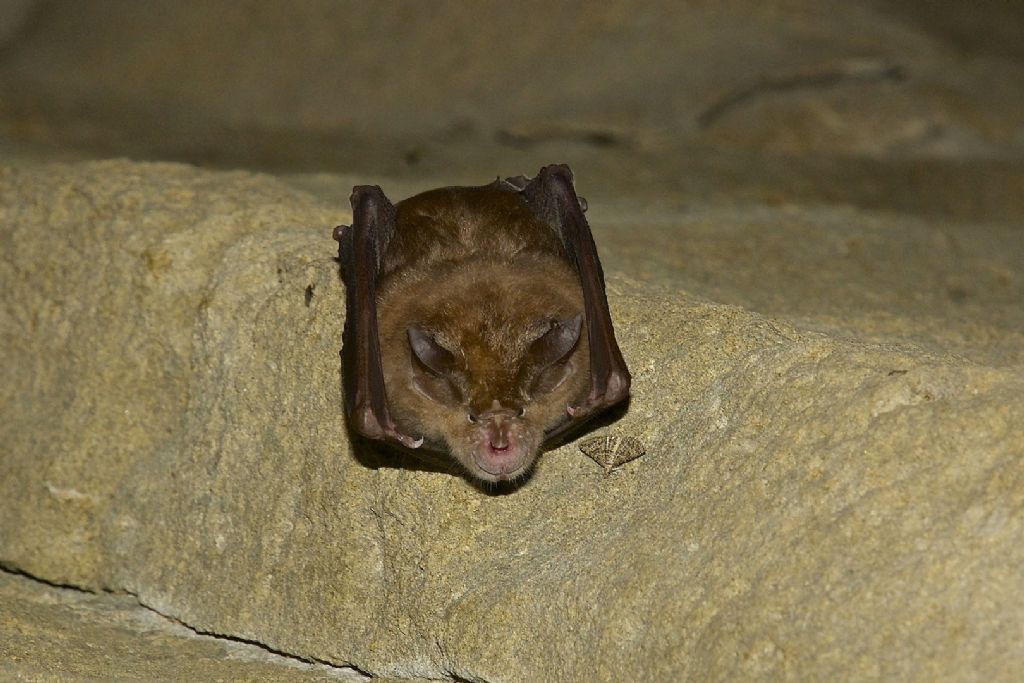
top-left (333, 164), bottom-right (630, 483)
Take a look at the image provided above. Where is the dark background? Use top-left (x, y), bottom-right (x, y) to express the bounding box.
top-left (0, 0), bottom-right (1022, 221)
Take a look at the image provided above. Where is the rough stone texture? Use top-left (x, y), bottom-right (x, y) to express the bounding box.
top-left (2, 1), bottom-right (1023, 177)
top-left (2, 158), bottom-right (1023, 681)
top-left (0, 570), bottom-right (369, 682)
top-left (1, 1), bottom-right (1023, 681)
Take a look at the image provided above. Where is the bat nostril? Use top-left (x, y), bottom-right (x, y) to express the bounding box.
top-left (489, 438), bottom-right (509, 452)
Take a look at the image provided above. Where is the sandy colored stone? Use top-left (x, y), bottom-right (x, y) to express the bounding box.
top-left (1, 158), bottom-right (1022, 681)
top-left (1, 1), bottom-right (1023, 183)
top-left (1, 2), bottom-right (1023, 680)
top-left (0, 570), bottom-right (368, 682)
top-left (0, 160), bottom-right (341, 588)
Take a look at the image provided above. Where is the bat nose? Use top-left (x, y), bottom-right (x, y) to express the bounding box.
top-left (479, 400), bottom-right (520, 421)
top-left (483, 415), bottom-right (512, 451)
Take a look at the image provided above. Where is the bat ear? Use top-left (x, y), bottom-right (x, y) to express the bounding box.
top-left (408, 327), bottom-right (460, 406)
top-left (526, 314), bottom-right (582, 397)
top-left (407, 326), bottom-right (457, 376)
top-left (529, 313), bottom-right (583, 369)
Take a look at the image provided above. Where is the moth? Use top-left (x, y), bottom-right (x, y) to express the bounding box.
top-left (578, 434), bottom-right (646, 474)
top-left (333, 165), bottom-right (630, 483)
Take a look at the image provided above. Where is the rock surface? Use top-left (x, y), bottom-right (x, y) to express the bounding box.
top-left (0, 570), bottom-right (368, 682)
top-left (1, 2), bottom-right (1023, 681)
top-left (3, 1), bottom-right (1024, 185)
top-left (2, 158), bottom-right (1023, 681)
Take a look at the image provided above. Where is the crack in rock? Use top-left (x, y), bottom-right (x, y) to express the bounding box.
top-left (0, 564), bottom-right (369, 681)
top-left (697, 58), bottom-right (906, 128)
top-left (132, 597), bottom-right (371, 680)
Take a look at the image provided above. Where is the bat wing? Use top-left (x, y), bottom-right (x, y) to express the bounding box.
top-left (514, 165), bottom-right (631, 441)
top-left (334, 186), bottom-right (422, 450)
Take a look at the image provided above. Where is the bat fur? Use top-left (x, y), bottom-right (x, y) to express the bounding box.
top-left (334, 165), bottom-right (629, 483)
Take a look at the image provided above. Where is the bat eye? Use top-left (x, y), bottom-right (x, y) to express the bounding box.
top-left (516, 407), bottom-right (526, 418)
top-left (467, 413), bottom-right (478, 424)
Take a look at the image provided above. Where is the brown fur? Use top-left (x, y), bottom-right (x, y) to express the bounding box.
top-left (375, 185), bottom-right (589, 481)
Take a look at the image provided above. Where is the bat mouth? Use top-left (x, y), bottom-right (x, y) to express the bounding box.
top-left (473, 440), bottom-right (530, 480)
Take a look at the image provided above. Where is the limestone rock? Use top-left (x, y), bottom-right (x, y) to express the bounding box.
top-left (2, 2), bottom-right (1023, 172)
top-left (0, 571), bottom-right (368, 682)
top-left (2, 159), bottom-right (1023, 680)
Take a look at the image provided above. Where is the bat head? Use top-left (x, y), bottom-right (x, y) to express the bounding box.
top-left (405, 312), bottom-right (586, 483)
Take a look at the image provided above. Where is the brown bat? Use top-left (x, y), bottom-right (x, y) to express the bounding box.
top-left (333, 164), bottom-right (630, 483)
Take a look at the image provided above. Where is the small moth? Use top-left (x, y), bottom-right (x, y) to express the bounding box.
top-left (579, 434), bottom-right (646, 474)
